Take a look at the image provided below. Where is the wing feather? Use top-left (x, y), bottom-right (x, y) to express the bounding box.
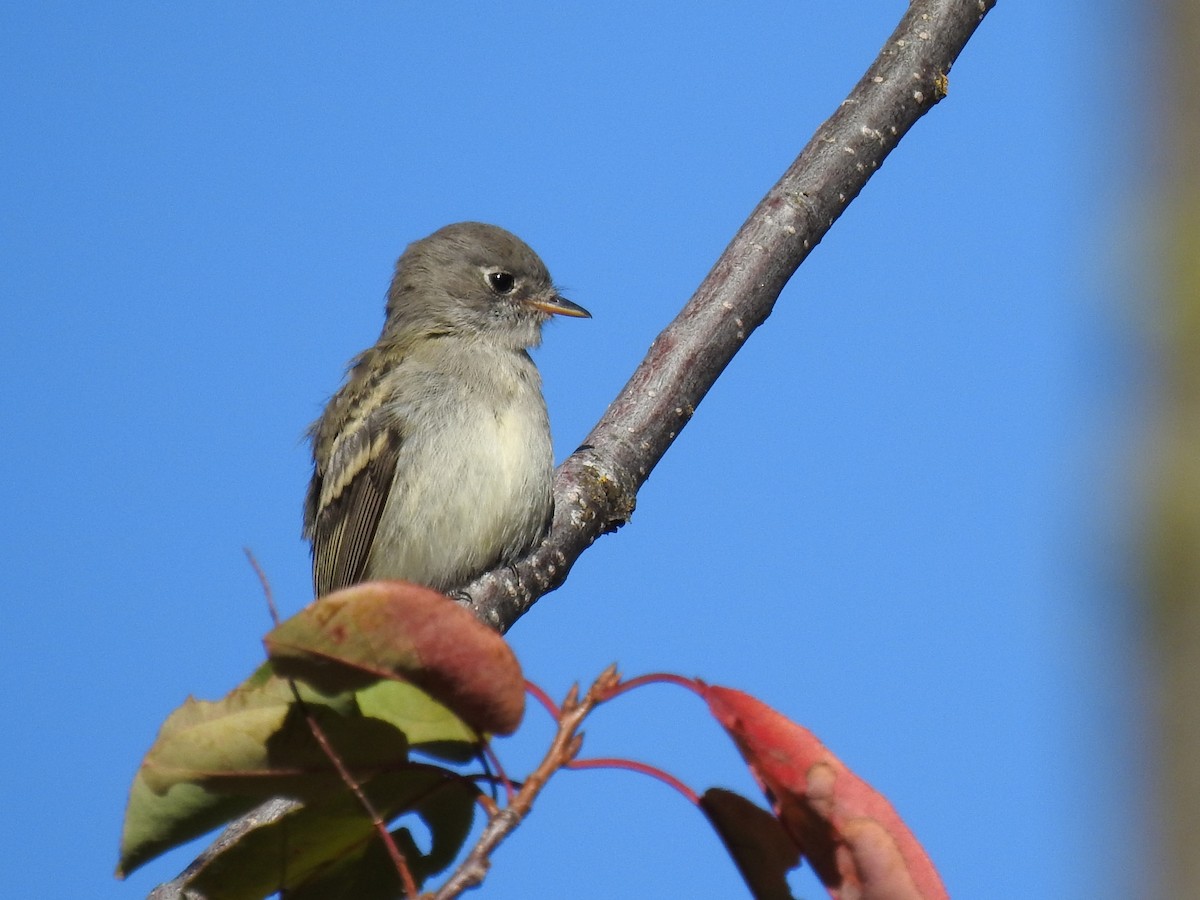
top-left (305, 417), bottom-right (402, 597)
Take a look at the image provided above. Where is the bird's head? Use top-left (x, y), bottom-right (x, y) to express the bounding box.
top-left (383, 222), bottom-right (589, 349)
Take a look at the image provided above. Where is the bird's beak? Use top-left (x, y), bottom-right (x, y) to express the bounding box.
top-left (525, 293), bottom-right (591, 319)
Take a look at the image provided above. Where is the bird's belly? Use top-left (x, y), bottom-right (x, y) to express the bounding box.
top-left (366, 398), bottom-right (553, 592)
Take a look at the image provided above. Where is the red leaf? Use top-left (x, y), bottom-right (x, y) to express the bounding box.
top-left (701, 684), bottom-right (947, 900)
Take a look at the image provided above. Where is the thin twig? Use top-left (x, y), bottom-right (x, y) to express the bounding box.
top-left (479, 741), bottom-right (517, 805)
top-left (286, 683), bottom-right (418, 899)
top-left (251, 549), bottom-right (416, 896)
top-left (566, 757), bottom-right (701, 806)
top-left (524, 679), bottom-right (563, 719)
top-left (243, 547), bottom-right (280, 626)
top-left (430, 666), bottom-right (622, 900)
top-left (599, 671), bottom-right (703, 701)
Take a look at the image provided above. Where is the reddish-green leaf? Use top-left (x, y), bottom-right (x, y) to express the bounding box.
top-left (702, 684), bottom-right (947, 900)
top-left (264, 580), bottom-right (525, 735)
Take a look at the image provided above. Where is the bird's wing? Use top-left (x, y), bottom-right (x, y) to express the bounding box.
top-left (305, 414), bottom-right (402, 597)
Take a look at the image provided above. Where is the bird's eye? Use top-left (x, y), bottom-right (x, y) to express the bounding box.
top-left (486, 270), bottom-right (516, 294)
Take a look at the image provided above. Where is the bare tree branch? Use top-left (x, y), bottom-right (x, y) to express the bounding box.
top-left (148, 2), bottom-right (994, 896)
top-left (465, 0), bottom-right (997, 633)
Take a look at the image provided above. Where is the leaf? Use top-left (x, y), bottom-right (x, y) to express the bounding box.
top-left (118, 670), bottom-right (407, 878)
top-left (120, 586), bottom-right (507, 887)
top-left (181, 769), bottom-right (478, 900)
top-left (701, 684), bottom-right (947, 900)
top-left (701, 788), bottom-right (800, 900)
top-left (264, 580), bottom-right (525, 735)
top-left (356, 680), bottom-right (480, 763)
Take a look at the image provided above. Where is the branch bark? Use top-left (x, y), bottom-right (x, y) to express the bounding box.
top-left (148, 1), bottom-right (995, 895)
top-left (465, 0), bottom-right (996, 633)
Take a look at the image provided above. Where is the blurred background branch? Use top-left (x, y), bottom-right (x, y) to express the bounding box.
top-left (1149, 0), bottom-right (1200, 895)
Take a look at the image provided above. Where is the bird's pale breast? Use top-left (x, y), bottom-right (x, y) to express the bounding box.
top-left (364, 348), bottom-right (554, 592)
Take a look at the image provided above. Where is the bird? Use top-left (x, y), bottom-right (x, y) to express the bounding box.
top-left (304, 222), bottom-right (590, 598)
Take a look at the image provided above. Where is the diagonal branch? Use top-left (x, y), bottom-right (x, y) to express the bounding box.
top-left (147, 2), bottom-right (994, 896)
top-left (465, 0), bottom-right (997, 633)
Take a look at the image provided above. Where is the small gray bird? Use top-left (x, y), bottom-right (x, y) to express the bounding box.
top-left (304, 222), bottom-right (589, 598)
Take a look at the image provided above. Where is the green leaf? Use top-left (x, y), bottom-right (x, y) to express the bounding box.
top-left (118, 670), bottom-right (407, 878)
top-left (356, 681), bottom-right (480, 763)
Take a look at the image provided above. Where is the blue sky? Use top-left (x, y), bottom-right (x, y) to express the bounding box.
top-left (2, 3), bottom-right (1151, 898)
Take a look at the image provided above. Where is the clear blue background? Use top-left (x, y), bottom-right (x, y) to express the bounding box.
top-left (1, 3), bottom-right (1151, 898)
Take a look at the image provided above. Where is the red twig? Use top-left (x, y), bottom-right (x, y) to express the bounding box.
top-left (599, 671), bottom-right (703, 701)
top-left (567, 756), bottom-right (701, 806)
top-left (524, 679), bottom-right (562, 719)
top-left (480, 741), bottom-right (517, 804)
